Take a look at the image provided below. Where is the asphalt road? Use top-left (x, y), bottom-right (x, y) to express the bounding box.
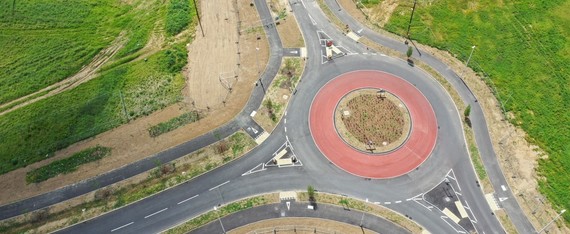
top-left (1, 0), bottom-right (535, 233)
top-left (192, 202), bottom-right (411, 234)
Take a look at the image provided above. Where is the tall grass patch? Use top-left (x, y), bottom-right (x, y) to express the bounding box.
top-left (0, 53), bottom-right (185, 175)
top-left (165, 0), bottom-right (195, 36)
top-left (26, 146), bottom-right (111, 184)
top-left (384, 0), bottom-right (570, 221)
top-left (0, 0), bottom-right (127, 105)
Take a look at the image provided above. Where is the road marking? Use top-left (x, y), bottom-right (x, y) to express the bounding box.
top-left (144, 208), bottom-right (168, 219)
top-left (357, 28), bottom-right (363, 34)
top-left (111, 222), bottom-right (134, 232)
top-left (300, 0), bottom-right (306, 8)
top-left (395, 200), bottom-right (402, 204)
top-left (501, 185), bottom-right (507, 191)
top-left (250, 111), bottom-right (257, 117)
top-left (308, 15), bottom-right (317, 25)
top-left (177, 195), bottom-right (199, 205)
top-left (284, 118), bottom-right (287, 124)
top-left (384, 202), bottom-right (391, 205)
top-left (499, 197), bottom-right (508, 202)
top-left (209, 181), bottom-right (230, 191)
top-left (284, 126), bottom-right (287, 132)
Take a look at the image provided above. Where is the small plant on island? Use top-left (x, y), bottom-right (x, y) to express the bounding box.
top-left (464, 105), bottom-right (472, 127)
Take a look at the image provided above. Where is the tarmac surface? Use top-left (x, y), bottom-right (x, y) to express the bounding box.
top-left (309, 70), bottom-right (437, 178)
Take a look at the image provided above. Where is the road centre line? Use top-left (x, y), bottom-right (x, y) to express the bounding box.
top-left (209, 181), bottom-right (230, 191)
top-left (384, 202), bottom-right (391, 204)
top-left (111, 222), bottom-right (134, 232)
top-left (144, 208), bottom-right (168, 219)
top-left (177, 194), bottom-right (199, 205)
top-left (395, 200), bottom-right (402, 203)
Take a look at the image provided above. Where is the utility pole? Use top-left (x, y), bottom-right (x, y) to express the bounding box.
top-left (256, 34), bottom-right (260, 74)
top-left (192, 0), bottom-right (205, 37)
top-left (213, 206), bottom-right (226, 233)
top-left (406, 0), bottom-right (417, 39)
top-left (537, 209), bottom-right (566, 233)
top-left (460, 45), bottom-right (476, 77)
top-left (466, 45), bottom-right (476, 67)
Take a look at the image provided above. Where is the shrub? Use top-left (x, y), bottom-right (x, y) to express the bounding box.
top-left (26, 146), bottom-right (111, 184)
top-left (165, 0), bottom-right (192, 36)
top-left (160, 43), bottom-right (188, 73)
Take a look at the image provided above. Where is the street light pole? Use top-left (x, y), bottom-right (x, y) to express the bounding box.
top-left (466, 45), bottom-right (476, 67)
top-left (213, 206), bottom-right (226, 234)
top-left (406, 0), bottom-right (417, 39)
top-left (192, 0), bottom-right (205, 37)
top-left (460, 45), bottom-right (476, 77)
top-left (537, 209), bottom-right (566, 233)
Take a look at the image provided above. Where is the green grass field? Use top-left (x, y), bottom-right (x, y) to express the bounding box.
top-left (0, 0), bottom-right (126, 105)
top-left (0, 0), bottom-right (195, 175)
top-left (384, 0), bottom-right (570, 221)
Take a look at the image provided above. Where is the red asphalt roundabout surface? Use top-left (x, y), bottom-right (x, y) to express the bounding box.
top-left (309, 70), bottom-right (437, 179)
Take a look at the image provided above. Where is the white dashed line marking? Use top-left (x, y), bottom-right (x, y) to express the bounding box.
top-left (209, 181), bottom-right (230, 191)
top-left (395, 200), bottom-right (402, 204)
top-left (144, 208), bottom-right (168, 219)
top-left (177, 194), bottom-right (199, 205)
top-left (284, 127), bottom-right (287, 132)
top-left (111, 222), bottom-right (134, 232)
top-left (384, 202), bottom-right (391, 205)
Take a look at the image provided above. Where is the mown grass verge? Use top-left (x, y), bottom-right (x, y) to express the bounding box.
top-left (164, 194), bottom-right (278, 234)
top-left (149, 111), bottom-right (203, 137)
top-left (384, 0), bottom-right (570, 221)
top-left (0, 131), bottom-right (255, 234)
top-left (26, 146), bottom-right (111, 184)
top-left (297, 191), bottom-right (423, 233)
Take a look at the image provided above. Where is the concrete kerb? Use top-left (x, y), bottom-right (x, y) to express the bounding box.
top-left (163, 190), bottom-right (425, 234)
top-left (322, 0), bottom-right (511, 230)
top-left (49, 129), bottom-right (261, 233)
top-left (160, 191), bottom-right (281, 233)
top-left (313, 191), bottom-right (426, 233)
top-left (308, 70), bottom-right (437, 179)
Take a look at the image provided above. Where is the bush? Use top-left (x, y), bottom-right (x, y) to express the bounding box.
top-left (165, 0), bottom-right (192, 36)
top-left (26, 146), bottom-right (111, 184)
top-left (160, 43), bottom-right (188, 73)
top-left (148, 111), bottom-right (202, 137)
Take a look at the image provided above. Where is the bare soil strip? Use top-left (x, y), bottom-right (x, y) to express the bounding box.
top-left (0, 0), bottom-right (269, 205)
top-left (337, 0), bottom-right (569, 232)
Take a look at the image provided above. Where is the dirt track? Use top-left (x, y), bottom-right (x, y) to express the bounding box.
top-left (0, 0), bottom-right (269, 205)
top-left (0, 32), bottom-right (127, 116)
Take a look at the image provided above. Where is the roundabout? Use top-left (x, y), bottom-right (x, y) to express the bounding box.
top-left (309, 70), bottom-right (438, 179)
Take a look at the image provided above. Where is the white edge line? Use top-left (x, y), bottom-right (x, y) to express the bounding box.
top-left (177, 194), bottom-right (199, 205)
top-left (111, 222), bottom-right (134, 232)
top-left (209, 180), bottom-right (230, 191)
top-left (144, 208), bottom-right (168, 219)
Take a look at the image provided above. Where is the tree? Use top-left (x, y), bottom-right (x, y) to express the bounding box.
top-left (307, 185), bottom-right (315, 201)
top-left (406, 46), bottom-right (413, 58)
top-left (464, 105), bottom-right (472, 127)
